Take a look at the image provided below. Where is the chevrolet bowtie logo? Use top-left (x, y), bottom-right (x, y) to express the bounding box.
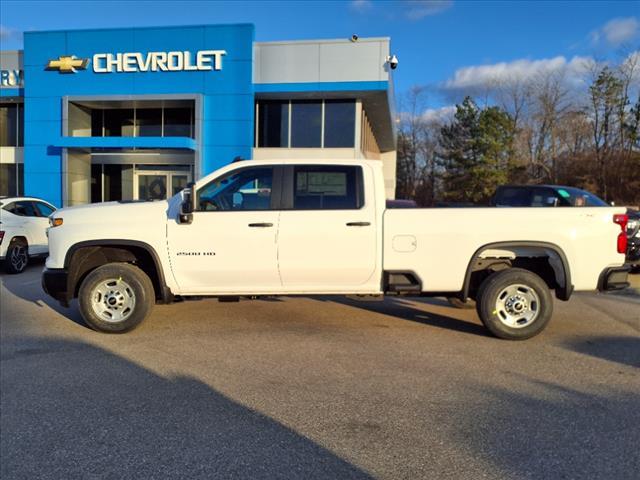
top-left (46, 55), bottom-right (89, 73)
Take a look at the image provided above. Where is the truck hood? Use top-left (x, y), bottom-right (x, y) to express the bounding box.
top-left (55, 199), bottom-right (174, 225)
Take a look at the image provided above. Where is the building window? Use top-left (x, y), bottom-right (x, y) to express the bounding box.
top-left (136, 108), bottom-right (162, 136)
top-left (76, 101), bottom-right (194, 139)
top-left (0, 103), bottom-right (23, 147)
top-left (291, 101), bottom-right (322, 148)
top-left (103, 109), bottom-right (135, 137)
top-left (163, 108), bottom-right (192, 137)
top-left (257, 101), bottom-right (288, 147)
top-left (0, 163), bottom-right (23, 197)
top-left (255, 99), bottom-right (355, 149)
top-left (324, 100), bottom-right (355, 148)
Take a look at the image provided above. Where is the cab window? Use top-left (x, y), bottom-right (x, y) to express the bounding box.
top-left (292, 165), bottom-right (363, 210)
top-left (196, 167), bottom-right (274, 211)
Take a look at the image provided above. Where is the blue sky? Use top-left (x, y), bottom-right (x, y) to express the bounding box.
top-left (1, 0), bottom-right (638, 112)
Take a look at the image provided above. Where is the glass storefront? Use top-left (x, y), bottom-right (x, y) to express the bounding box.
top-left (88, 162), bottom-right (192, 203)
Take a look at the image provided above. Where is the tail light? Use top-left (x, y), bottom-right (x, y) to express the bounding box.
top-left (0, 231), bottom-right (4, 245)
top-left (613, 214), bottom-right (628, 254)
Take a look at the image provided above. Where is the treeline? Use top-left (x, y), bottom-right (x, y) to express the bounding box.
top-left (396, 54), bottom-right (640, 206)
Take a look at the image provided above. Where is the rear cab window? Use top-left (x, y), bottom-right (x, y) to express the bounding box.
top-left (291, 165), bottom-right (364, 210)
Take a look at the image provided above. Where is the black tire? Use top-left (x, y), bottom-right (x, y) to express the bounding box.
top-left (4, 238), bottom-right (29, 274)
top-left (78, 263), bottom-right (155, 333)
top-left (447, 296), bottom-right (475, 309)
top-left (476, 268), bottom-right (553, 340)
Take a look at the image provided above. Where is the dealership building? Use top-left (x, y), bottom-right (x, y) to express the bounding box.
top-left (0, 24), bottom-right (397, 207)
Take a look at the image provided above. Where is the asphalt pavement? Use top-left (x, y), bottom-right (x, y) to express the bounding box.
top-left (1, 261), bottom-right (639, 479)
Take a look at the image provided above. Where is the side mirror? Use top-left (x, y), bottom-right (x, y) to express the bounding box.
top-left (179, 182), bottom-right (196, 225)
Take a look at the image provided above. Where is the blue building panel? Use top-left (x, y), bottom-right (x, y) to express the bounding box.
top-left (21, 24), bottom-right (256, 206)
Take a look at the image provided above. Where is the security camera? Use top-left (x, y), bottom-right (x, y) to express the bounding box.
top-left (387, 54), bottom-right (399, 70)
top-left (350, 34), bottom-right (358, 42)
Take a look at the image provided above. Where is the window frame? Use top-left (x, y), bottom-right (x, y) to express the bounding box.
top-left (194, 165), bottom-right (284, 213)
top-left (280, 164), bottom-right (365, 211)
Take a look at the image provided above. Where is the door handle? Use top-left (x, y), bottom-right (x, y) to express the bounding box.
top-left (248, 222), bottom-right (273, 228)
top-left (346, 222), bottom-right (371, 227)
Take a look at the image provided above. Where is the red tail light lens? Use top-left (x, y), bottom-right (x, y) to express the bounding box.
top-left (614, 214), bottom-right (628, 254)
top-left (0, 231), bottom-right (4, 245)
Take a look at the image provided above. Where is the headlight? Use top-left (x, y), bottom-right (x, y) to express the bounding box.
top-left (49, 217), bottom-right (63, 227)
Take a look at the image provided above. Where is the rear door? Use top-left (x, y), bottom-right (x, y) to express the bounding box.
top-left (277, 164), bottom-right (379, 292)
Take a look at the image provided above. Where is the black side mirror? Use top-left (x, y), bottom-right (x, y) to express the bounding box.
top-left (179, 182), bottom-right (196, 224)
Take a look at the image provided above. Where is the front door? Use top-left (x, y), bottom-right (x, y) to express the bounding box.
top-left (135, 168), bottom-right (192, 201)
top-left (166, 165), bottom-right (282, 294)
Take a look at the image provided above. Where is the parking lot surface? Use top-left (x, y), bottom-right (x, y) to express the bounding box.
top-left (1, 262), bottom-right (639, 479)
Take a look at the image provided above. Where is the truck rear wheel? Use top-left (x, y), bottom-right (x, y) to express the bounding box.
top-left (476, 268), bottom-right (553, 340)
top-left (78, 263), bottom-right (154, 333)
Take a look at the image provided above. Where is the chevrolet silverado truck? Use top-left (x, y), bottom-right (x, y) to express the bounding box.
top-left (42, 159), bottom-right (631, 339)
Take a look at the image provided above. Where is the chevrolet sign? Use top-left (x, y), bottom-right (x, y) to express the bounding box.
top-left (93, 50), bottom-right (227, 73)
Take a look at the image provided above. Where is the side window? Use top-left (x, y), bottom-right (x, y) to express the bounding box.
top-left (35, 202), bottom-right (55, 217)
top-left (293, 165), bottom-right (363, 210)
top-left (11, 201), bottom-right (38, 217)
top-left (196, 167), bottom-right (274, 211)
top-left (2, 202), bottom-right (16, 214)
top-left (494, 188), bottom-right (531, 207)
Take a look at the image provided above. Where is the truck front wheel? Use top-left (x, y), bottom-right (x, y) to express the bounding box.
top-left (476, 268), bottom-right (553, 340)
top-left (78, 263), bottom-right (154, 333)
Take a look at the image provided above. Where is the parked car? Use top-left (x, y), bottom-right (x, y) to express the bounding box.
top-left (491, 185), bottom-right (640, 267)
top-left (0, 196), bottom-right (57, 274)
top-left (491, 185), bottom-right (609, 208)
top-left (42, 160), bottom-right (629, 340)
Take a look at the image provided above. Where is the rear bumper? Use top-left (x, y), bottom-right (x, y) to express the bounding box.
top-left (42, 268), bottom-right (71, 307)
top-left (598, 266), bottom-right (630, 292)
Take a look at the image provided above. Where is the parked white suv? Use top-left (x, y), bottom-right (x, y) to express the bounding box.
top-left (0, 197), bottom-right (56, 274)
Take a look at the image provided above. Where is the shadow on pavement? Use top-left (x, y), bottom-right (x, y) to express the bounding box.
top-left (324, 296), bottom-right (489, 337)
top-left (0, 260), bottom-right (87, 328)
top-left (0, 337), bottom-right (371, 479)
top-left (562, 335), bottom-right (640, 368)
top-left (454, 379), bottom-right (640, 479)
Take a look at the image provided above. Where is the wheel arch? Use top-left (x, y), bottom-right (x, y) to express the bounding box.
top-left (64, 239), bottom-right (172, 303)
top-left (462, 241), bottom-right (573, 301)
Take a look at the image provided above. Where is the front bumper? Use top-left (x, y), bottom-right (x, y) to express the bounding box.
top-left (598, 266), bottom-right (630, 292)
top-left (42, 268), bottom-right (71, 307)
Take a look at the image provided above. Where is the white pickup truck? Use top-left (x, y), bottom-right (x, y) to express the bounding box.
top-left (42, 159), bottom-right (631, 339)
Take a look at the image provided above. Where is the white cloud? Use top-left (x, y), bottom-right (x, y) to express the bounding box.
top-left (442, 55), bottom-right (594, 92)
top-left (591, 17), bottom-right (639, 46)
top-left (421, 105), bottom-right (456, 124)
top-left (403, 0), bottom-right (453, 20)
top-left (350, 0), bottom-right (452, 20)
top-left (349, 0), bottom-right (372, 13)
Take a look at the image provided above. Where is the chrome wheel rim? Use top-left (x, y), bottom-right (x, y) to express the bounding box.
top-left (10, 245), bottom-right (28, 271)
top-left (90, 278), bottom-right (136, 323)
top-left (495, 284), bottom-right (540, 328)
